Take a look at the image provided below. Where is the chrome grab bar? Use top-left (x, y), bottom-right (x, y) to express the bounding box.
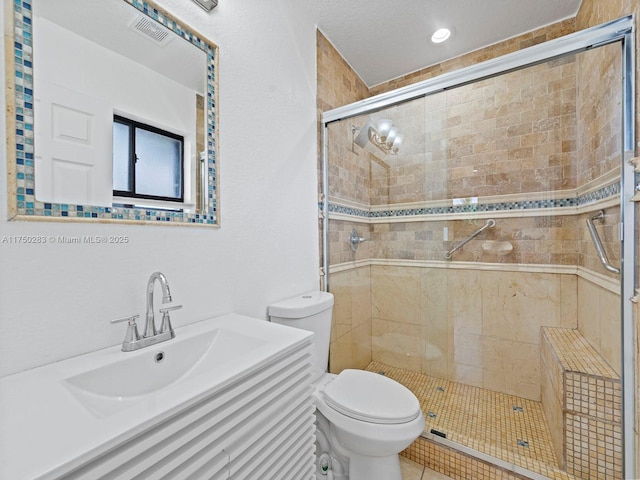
top-left (444, 219), bottom-right (495, 260)
top-left (586, 210), bottom-right (620, 274)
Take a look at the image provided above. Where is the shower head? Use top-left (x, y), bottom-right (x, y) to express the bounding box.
top-left (353, 120), bottom-right (374, 148)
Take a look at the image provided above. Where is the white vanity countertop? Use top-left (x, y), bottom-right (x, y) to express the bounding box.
top-left (0, 313), bottom-right (313, 480)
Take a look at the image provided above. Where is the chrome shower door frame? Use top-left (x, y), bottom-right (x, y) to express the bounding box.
top-left (321, 15), bottom-right (637, 478)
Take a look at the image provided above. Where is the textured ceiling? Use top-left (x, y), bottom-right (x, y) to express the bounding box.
top-left (304, 0), bottom-right (582, 87)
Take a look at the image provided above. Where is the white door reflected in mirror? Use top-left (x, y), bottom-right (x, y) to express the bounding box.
top-left (35, 83), bottom-right (113, 207)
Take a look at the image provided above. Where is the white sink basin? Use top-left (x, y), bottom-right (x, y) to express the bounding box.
top-left (63, 328), bottom-right (266, 417)
top-left (0, 313), bottom-right (313, 480)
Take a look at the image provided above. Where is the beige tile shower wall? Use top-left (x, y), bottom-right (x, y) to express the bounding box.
top-left (316, 31), bottom-right (368, 114)
top-left (576, 42), bottom-right (622, 186)
top-left (448, 58), bottom-right (577, 198)
top-left (372, 221), bottom-right (448, 262)
top-left (576, 0), bottom-right (638, 30)
top-left (368, 100), bottom-right (439, 204)
top-left (319, 19), bottom-right (583, 210)
top-left (370, 264), bottom-right (577, 401)
top-left (326, 120), bottom-right (375, 205)
top-left (372, 216), bottom-right (580, 265)
top-left (576, 1), bottom-right (640, 475)
top-left (328, 219), bottom-right (372, 265)
top-left (577, 276), bottom-right (622, 374)
top-left (328, 266), bottom-right (372, 373)
top-left (369, 59), bottom-right (578, 207)
top-left (317, 30), bottom-right (370, 277)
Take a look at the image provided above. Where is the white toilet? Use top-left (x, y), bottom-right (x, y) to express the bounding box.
top-left (269, 291), bottom-right (425, 480)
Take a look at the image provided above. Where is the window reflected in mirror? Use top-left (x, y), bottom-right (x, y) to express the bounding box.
top-left (113, 116), bottom-right (185, 205)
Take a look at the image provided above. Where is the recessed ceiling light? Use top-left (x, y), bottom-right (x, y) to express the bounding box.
top-left (431, 27), bottom-right (452, 44)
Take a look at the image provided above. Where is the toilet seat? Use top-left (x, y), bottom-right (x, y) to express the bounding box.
top-left (322, 369), bottom-right (421, 425)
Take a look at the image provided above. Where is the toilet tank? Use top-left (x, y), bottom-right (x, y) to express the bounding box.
top-left (268, 291), bottom-right (334, 383)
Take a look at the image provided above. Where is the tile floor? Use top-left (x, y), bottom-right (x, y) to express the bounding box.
top-left (401, 456), bottom-right (452, 480)
top-left (367, 362), bottom-right (578, 479)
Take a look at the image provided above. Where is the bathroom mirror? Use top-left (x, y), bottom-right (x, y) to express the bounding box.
top-left (6, 0), bottom-right (219, 226)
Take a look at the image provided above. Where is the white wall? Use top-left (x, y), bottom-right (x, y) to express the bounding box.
top-left (0, 0), bottom-right (320, 377)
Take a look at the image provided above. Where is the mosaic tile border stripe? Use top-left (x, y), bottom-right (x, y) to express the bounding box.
top-left (327, 203), bottom-right (370, 218)
top-left (326, 181), bottom-right (620, 220)
top-left (10, 0), bottom-right (218, 225)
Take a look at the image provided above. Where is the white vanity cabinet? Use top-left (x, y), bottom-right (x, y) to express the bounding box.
top-left (65, 344), bottom-right (316, 480)
top-left (0, 314), bottom-right (316, 480)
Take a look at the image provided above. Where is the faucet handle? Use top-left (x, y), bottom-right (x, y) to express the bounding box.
top-left (159, 305), bottom-right (182, 335)
top-left (159, 304), bottom-right (183, 314)
top-left (110, 314), bottom-right (140, 325)
top-left (111, 314), bottom-right (141, 346)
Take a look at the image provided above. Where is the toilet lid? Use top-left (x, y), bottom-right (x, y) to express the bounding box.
top-left (322, 370), bottom-right (421, 425)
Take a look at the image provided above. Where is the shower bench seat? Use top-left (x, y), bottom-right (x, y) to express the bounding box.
top-left (541, 327), bottom-right (622, 480)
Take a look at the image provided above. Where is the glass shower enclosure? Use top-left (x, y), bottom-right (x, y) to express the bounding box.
top-left (321, 16), bottom-right (636, 480)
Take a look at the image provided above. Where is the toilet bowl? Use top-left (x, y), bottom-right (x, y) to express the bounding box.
top-left (269, 291), bottom-right (425, 480)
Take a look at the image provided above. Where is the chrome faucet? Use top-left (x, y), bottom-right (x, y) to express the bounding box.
top-left (145, 271), bottom-right (172, 337)
top-left (111, 272), bottom-right (182, 352)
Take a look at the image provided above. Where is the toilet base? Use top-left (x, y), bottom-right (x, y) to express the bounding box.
top-left (348, 452), bottom-right (402, 480)
top-left (313, 372), bottom-right (423, 480)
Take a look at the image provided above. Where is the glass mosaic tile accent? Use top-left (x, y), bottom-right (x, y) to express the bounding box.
top-left (327, 203), bottom-right (370, 218)
top-left (577, 182), bottom-right (621, 206)
top-left (327, 182), bottom-right (619, 221)
top-left (9, 0), bottom-right (218, 226)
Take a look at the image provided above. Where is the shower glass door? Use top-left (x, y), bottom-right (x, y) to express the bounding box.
top-left (322, 17), bottom-right (634, 480)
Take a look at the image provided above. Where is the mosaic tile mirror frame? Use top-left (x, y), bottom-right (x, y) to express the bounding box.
top-left (5, 0), bottom-right (219, 226)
